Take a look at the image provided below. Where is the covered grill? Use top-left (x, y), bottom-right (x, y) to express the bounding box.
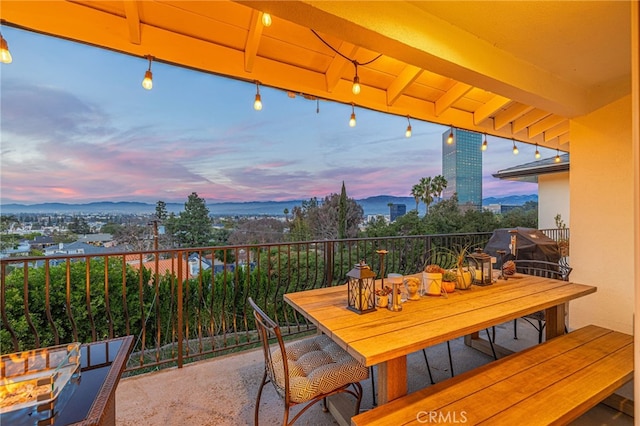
top-left (483, 227), bottom-right (560, 265)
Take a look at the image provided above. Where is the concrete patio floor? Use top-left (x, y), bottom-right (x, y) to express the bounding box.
top-left (115, 321), bottom-right (633, 425)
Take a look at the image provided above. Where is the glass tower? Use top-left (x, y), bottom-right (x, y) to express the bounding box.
top-left (442, 129), bottom-right (482, 210)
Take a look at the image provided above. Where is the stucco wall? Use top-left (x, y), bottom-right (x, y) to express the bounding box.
top-left (569, 95), bottom-right (633, 334)
top-left (538, 172), bottom-right (569, 229)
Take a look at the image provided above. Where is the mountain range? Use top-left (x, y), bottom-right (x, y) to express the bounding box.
top-left (1, 195), bottom-right (537, 217)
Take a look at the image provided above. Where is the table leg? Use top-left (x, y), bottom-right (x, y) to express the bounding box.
top-left (545, 303), bottom-right (565, 340)
top-left (376, 356), bottom-right (407, 404)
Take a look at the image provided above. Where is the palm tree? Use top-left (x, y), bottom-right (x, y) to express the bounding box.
top-left (419, 177), bottom-right (434, 216)
top-left (432, 175), bottom-right (448, 201)
top-left (411, 184), bottom-right (423, 212)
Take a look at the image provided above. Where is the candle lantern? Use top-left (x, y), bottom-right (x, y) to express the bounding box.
top-left (468, 248), bottom-right (493, 286)
top-left (346, 261), bottom-right (377, 314)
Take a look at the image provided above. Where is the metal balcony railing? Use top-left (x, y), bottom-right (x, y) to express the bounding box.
top-left (1, 230), bottom-right (566, 374)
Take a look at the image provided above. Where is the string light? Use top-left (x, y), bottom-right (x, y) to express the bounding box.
top-left (0, 32), bottom-right (12, 64)
top-left (535, 143), bottom-right (541, 159)
top-left (141, 55), bottom-right (153, 90)
top-left (310, 29), bottom-right (382, 97)
top-left (352, 63), bottom-right (361, 95)
top-left (447, 127), bottom-right (454, 144)
top-left (349, 104), bottom-right (356, 127)
top-left (405, 116), bottom-right (412, 138)
top-left (253, 82), bottom-right (262, 111)
top-left (261, 13), bottom-right (272, 27)
top-left (481, 134), bottom-right (488, 151)
top-left (512, 139), bottom-right (519, 155)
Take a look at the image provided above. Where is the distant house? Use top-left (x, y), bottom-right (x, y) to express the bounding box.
top-left (493, 154), bottom-right (569, 229)
top-left (29, 235), bottom-right (55, 250)
top-left (128, 257), bottom-right (194, 280)
top-left (0, 241), bottom-right (31, 259)
top-left (44, 241), bottom-right (117, 256)
top-left (76, 233), bottom-right (114, 247)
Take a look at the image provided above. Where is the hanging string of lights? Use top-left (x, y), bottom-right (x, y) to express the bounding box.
top-left (310, 29), bottom-right (382, 96)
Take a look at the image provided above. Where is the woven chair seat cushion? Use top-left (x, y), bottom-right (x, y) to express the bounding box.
top-left (523, 310), bottom-right (545, 322)
top-left (271, 334), bottom-right (369, 404)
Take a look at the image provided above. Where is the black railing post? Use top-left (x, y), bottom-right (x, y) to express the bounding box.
top-left (325, 241), bottom-right (333, 286)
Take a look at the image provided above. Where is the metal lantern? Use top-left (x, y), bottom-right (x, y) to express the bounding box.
top-left (346, 261), bottom-right (377, 314)
top-left (468, 248), bottom-right (493, 286)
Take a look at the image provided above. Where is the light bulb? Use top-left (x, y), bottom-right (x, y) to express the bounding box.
top-left (535, 149), bottom-right (541, 159)
top-left (405, 125), bottom-right (412, 138)
top-left (481, 140), bottom-right (488, 151)
top-left (262, 13), bottom-right (272, 27)
top-left (142, 70), bottom-right (153, 90)
top-left (555, 151), bottom-right (561, 162)
top-left (349, 112), bottom-right (356, 127)
top-left (254, 93), bottom-right (262, 111)
top-left (447, 130), bottom-right (454, 144)
top-left (512, 141), bottom-right (519, 155)
top-left (142, 56), bottom-right (153, 90)
top-left (0, 34), bottom-right (12, 64)
top-left (352, 75), bottom-right (361, 95)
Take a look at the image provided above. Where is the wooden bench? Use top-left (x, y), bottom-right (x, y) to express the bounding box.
top-left (352, 325), bottom-right (633, 425)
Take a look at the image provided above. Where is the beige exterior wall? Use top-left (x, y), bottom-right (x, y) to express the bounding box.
top-left (569, 95), bottom-right (633, 335)
top-left (537, 172), bottom-right (569, 229)
top-left (631, 2), bottom-right (639, 418)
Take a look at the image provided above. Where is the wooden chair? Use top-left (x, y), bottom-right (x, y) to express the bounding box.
top-left (249, 298), bottom-right (368, 426)
top-left (512, 260), bottom-right (573, 343)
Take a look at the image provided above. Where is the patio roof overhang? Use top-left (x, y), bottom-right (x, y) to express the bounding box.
top-left (0, 1), bottom-right (632, 152)
top-left (492, 154), bottom-right (570, 183)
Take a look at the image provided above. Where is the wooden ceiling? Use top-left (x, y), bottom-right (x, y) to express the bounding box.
top-left (1, 1), bottom-right (632, 151)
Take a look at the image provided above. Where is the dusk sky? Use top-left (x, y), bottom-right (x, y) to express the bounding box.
top-left (0, 26), bottom-right (557, 205)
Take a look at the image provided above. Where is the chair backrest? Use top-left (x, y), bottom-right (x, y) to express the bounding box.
top-left (248, 297), bottom-right (289, 400)
top-left (513, 260), bottom-right (572, 281)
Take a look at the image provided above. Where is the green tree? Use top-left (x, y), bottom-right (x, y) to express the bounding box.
top-left (410, 183), bottom-right (423, 212)
top-left (101, 222), bottom-right (122, 235)
top-left (432, 175), bottom-right (448, 201)
top-left (500, 202), bottom-right (538, 228)
top-left (68, 216), bottom-right (90, 234)
top-left (155, 200), bottom-right (168, 221)
top-left (419, 176), bottom-right (434, 216)
top-left (170, 192), bottom-right (213, 247)
top-left (338, 181), bottom-right (348, 239)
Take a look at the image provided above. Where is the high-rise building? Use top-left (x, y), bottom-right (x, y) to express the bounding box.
top-left (442, 128), bottom-right (482, 210)
top-left (389, 203), bottom-right (406, 222)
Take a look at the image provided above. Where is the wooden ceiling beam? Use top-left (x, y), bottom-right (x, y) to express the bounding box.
top-left (386, 64), bottom-right (423, 106)
top-left (123, 1), bottom-right (141, 45)
top-left (544, 121), bottom-right (570, 141)
top-left (324, 42), bottom-right (359, 92)
top-left (435, 82), bottom-right (472, 116)
top-left (512, 109), bottom-right (551, 134)
top-left (528, 115), bottom-right (567, 138)
top-left (494, 102), bottom-right (534, 130)
top-left (473, 94), bottom-right (511, 125)
top-left (244, 10), bottom-right (264, 73)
